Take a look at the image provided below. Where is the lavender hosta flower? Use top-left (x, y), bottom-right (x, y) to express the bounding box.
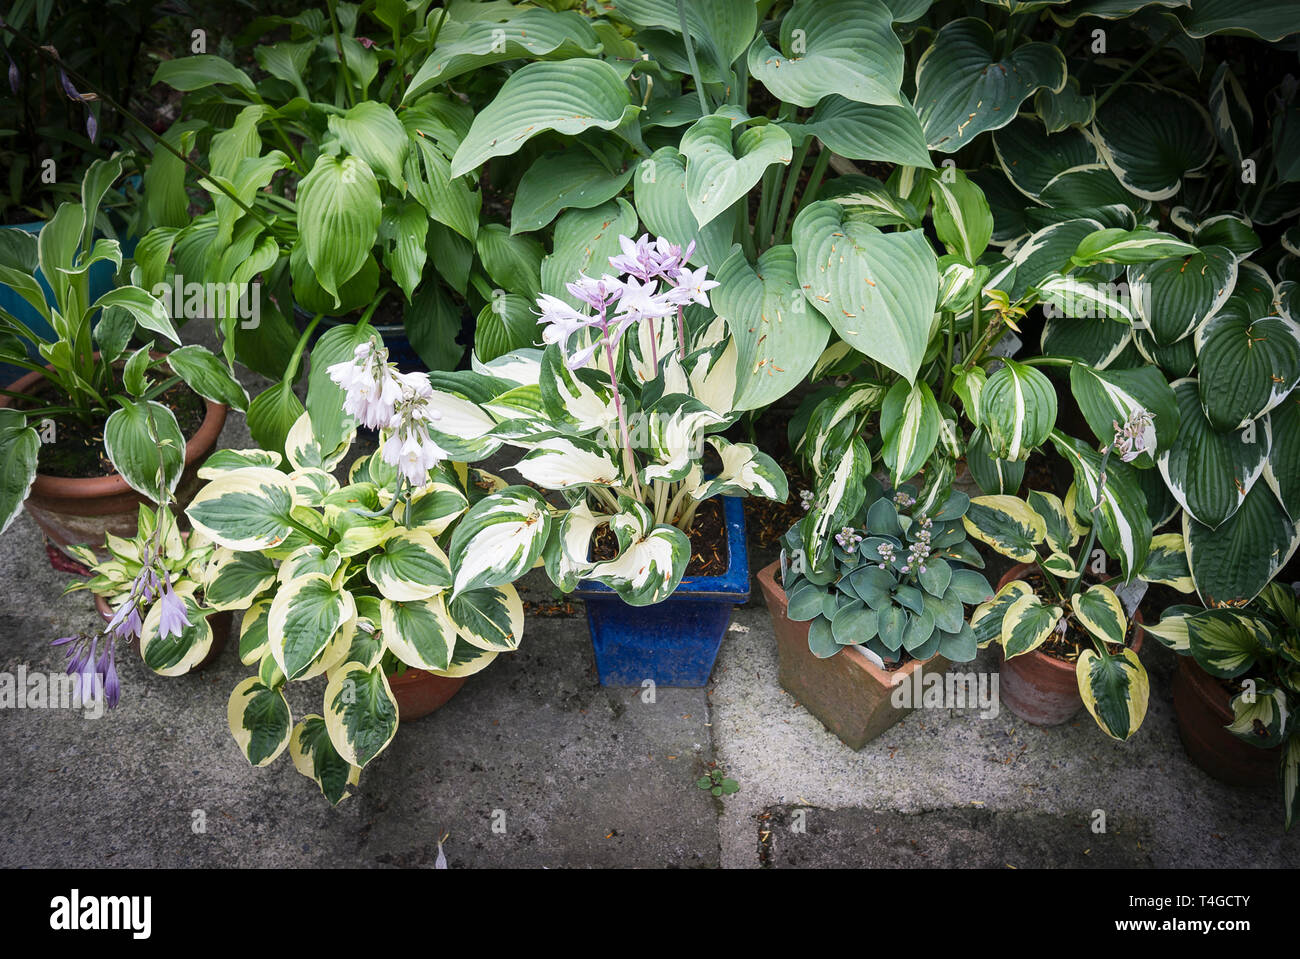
top-left (565, 273), bottom-right (624, 314)
top-left (663, 265), bottom-right (720, 309)
top-left (535, 293), bottom-right (597, 360)
top-left (97, 642), bottom-right (120, 709)
top-left (155, 576), bottom-right (191, 640)
top-left (1111, 408), bottom-right (1156, 462)
top-left (608, 233), bottom-right (661, 280)
top-left (7, 55), bottom-right (18, 95)
top-left (652, 236), bottom-right (694, 280)
top-left (86, 111), bottom-right (98, 144)
top-left (610, 277), bottom-right (674, 338)
top-left (327, 341), bottom-right (404, 430)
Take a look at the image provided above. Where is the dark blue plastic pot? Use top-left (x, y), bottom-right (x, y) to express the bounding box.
top-left (574, 494), bottom-right (749, 687)
top-left (294, 306), bottom-right (427, 373)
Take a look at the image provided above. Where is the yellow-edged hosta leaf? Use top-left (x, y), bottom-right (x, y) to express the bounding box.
top-left (227, 676), bottom-right (292, 767)
top-left (1077, 646), bottom-right (1149, 740)
top-left (1001, 591), bottom-right (1061, 658)
top-left (1071, 584), bottom-right (1127, 647)
top-left (963, 494), bottom-right (1047, 562)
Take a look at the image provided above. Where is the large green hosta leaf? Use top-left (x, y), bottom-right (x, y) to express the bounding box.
top-left (512, 150), bottom-right (634, 234)
top-left (747, 0), bottom-right (905, 108)
top-left (680, 115), bottom-right (792, 229)
top-left (540, 199), bottom-right (639, 309)
top-left (1130, 246), bottom-right (1237, 345)
top-left (0, 411), bottom-right (38, 537)
top-left (712, 244), bottom-right (830, 411)
top-left (993, 118), bottom-right (1099, 202)
top-left (328, 102), bottom-right (408, 188)
top-left (296, 155), bottom-right (381, 305)
top-left (789, 96), bottom-right (932, 169)
top-left (1194, 304), bottom-right (1300, 431)
top-left (1179, 0), bottom-right (1300, 41)
top-left (1158, 379), bottom-right (1268, 529)
top-left (916, 18), bottom-right (1066, 152)
top-left (1050, 431), bottom-right (1152, 581)
top-left (1184, 481), bottom-right (1299, 606)
top-left (634, 148), bottom-right (736, 271)
top-left (1092, 85), bottom-right (1214, 201)
top-left (450, 59), bottom-right (638, 177)
top-left (792, 201), bottom-right (937, 383)
top-left (608, 0), bottom-right (756, 82)
top-left (1265, 394), bottom-right (1300, 519)
top-left (403, 9), bottom-right (602, 98)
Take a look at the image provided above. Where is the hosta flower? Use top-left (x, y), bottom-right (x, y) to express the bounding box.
top-left (565, 273), bottom-right (624, 313)
top-left (535, 293), bottom-right (598, 358)
top-left (610, 277), bottom-right (674, 339)
top-left (327, 341), bottom-right (405, 430)
top-left (651, 236), bottom-right (694, 280)
top-left (1111, 408), bottom-right (1156, 462)
top-left (608, 233), bottom-right (662, 281)
top-left (381, 391), bottom-right (448, 485)
top-left (156, 576), bottom-right (191, 640)
top-left (663, 264), bottom-right (719, 309)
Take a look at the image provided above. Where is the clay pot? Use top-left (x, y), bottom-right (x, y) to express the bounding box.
top-left (93, 593), bottom-right (231, 671)
top-left (1172, 655), bottom-right (1283, 786)
top-left (758, 561), bottom-right (950, 750)
top-left (0, 360), bottom-right (227, 569)
top-left (386, 668), bottom-right (467, 722)
top-left (995, 563), bottom-right (1145, 725)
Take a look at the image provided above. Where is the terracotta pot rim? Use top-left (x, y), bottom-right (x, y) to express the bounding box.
top-left (756, 560), bottom-right (942, 685)
top-left (1, 355), bottom-right (228, 498)
top-left (996, 562), bottom-right (1145, 673)
top-left (386, 666), bottom-right (467, 686)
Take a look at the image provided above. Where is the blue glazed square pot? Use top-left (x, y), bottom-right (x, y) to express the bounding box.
top-left (573, 494), bottom-right (749, 687)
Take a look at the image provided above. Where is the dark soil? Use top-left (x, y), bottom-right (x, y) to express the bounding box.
top-left (1019, 568), bottom-right (1139, 665)
top-left (591, 496), bottom-right (729, 577)
top-left (23, 379), bottom-right (206, 479)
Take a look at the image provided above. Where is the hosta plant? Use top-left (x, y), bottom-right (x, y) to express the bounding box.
top-left (778, 478), bottom-right (990, 667)
top-left (962, 414), bottom-right (1195, 741)
top-left (1146, 582), bottom-right (1300, 829)
top-left (177, 342), bottom-right (536, 803)
top-left (416, 231), bottom-right (790, 606)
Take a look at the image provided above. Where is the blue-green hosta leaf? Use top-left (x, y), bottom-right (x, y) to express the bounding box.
top-left (965, 426), bottom-right (1026, 495)
top-left (381, 595), bottom-right (457, 670)
top-left (297, 155), bottom-right (381, 305)
top-left (227, 677), bottom-right (292, 767)
top-left (1068, 364), bottom-right (1180, 467)
top-left (1179, 0), bottom-right (1300, 42)
top-left (820, 173), bottom-right (924, 227)
top-left (1001, 591), bottom-right (1062, 658)
top-left (1092, 84), bottom-right (1214, 201)
top-left (540, 198), bottom-right (639, 309)
top-left (187, 465), bottom-right (300, 548)
top-left (585, 501), bottom-right (690, 605)
top-left (880, 379), bottom-right (939, 485)
top-left (511, 150), bottom-right (634, 234)
top-left (1265, 394), bottom-right (1300, 519)
top-left (367, 529), bottom-right (452, 602)
top-left (268, 574), bottom-right (356, 681)
top-left (680, 115), bottom-right (792, 229)
top-left (1184, 480), bottom-right (1298, 606)
top-left (139, 585), bottom-right (213, 676)
top-left (203, 547), bottom-right (276, 612)
top-left (1050, 430), bottom-right (1153, 581)
top-left (713, 244), bottom-right (831, 411)
top-left (1072, 583), bottom-right (1127, 647)
top-left (970, 580), bottom-right (1033, 647)
top-left (747, 0), bottom-right (905, 108)
top-left (979, 359), bottom-right (1057, 461)
top-left (1077, 646), bottom-right (1149, 740)
top-left (450, 59), bottom-right (638, 177)
top-left (290, 715), bottom-right (361, 805)
top-left (403, 8), bottom-right (601, 98)
top-left (1034, 77), bottom-right (1095, 134)
top-left (103, 399), bottom-right (185, 503)
top-left (324, 662), bottom-right (398, 768)
top-left (1158, 379), bottom-right (1268, 529)
top-left (448, 486), bottom-right (552, 596)
top-left (0, 413), bottom-right (39, 537)
top-left (692, 435), bottom-right (788, 502)
top-left (962, 494), bottom-right (1047, 563)
top-left (1194, 306), bottom-right (1300, 431)
top-left (1129, 246), bottom-right (1237, 345)
top-left (449, 584), bottom-right (525, 651)
top-left (607, 0), bottom-right (756, 82)
top-left (792, 201), bottom-right (937, 383)
top-left (634, 148), bottom-right (736, 271)
top-left (789, 95), bottom-right (931, 169)
top-left (1193, 214), bottom-right (1261, 261)
top-left (916, 18), bottom-right (1066, 152)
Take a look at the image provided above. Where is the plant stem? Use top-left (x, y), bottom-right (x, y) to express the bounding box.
top-left (773, 136), bottom-right (812, 245)
top-left (676, 0), bottom-right (711, 117)
top-left (601, 319), bottom-right (642, 502)
top-left (1068, 448), bottom-right (1114, 600)
top-left (327, 0), bottom-right (356, 107)
top-left (803, 144), bottom-right (832, 208)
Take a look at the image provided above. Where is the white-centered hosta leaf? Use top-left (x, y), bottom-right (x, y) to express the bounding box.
top-left (585, 500), bottom-right (691, 605)
top-left (513, 435), bottom-right (623, 490)
top-left (448, 486), bottom-right (552, 596)
top-left (186, 467), bottom-right (300, 551)
top-left (692, 435), bottom-right (789, 502)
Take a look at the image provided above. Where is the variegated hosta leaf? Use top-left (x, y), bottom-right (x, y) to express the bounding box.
top-left (1129, 246), bottom-right (1237, 346)
top-left (802, 381), bottom-right (886, 476)
top-left (1091, 84), bottom-right (1214, 202)
top-left (1070, 228), bottom-right (1199, 267)
top-left (1286, 737), bottom-right (1299, 831)
top-left (1227, 681), bottom-right (1292, 749)
top-left (538, 346), bottom-right (619, 432)
top-left (1077, 646), bottom-right (1149, 741)
top-left (381, 596), bottom-right (458, 671)
top-left (288, 467), bottom-right (341, 506)
top-left (680, 335), bottom-right (738, 420)
top-left (285, 411), bottom-right (353, 473)
top-left (227, 676), bottom-right (292, 767)
top-left (278, 543), bottom-right (343, 585)
top-left (1186, 608), bottom-right (1269, 677)
top-left (1142, 604), bottom-right (1200, 653)
top-left (1194, 304), bottom-right (1300, 432)
top-left (420, 388), bottom-right (502, 461)
top-left (332, 513), bottom-right (397, 558)
top-left (638, 395), bottom-right (726, 486)
top-left (268, 573), bottom-right (356, 681)
top-left (1071, 584), bottom-right (1127, 647)
top-left (290, 715), bottom-right (361, 805)
top-left (429, 640), bottom-right (499, 679)
top-left (196, 448), bottom-right (283, 479)
top-left (1026, 489), bottom-right (1078, 554)
top-left (1067, 364), bottom-right (1180, 467)
top-left (394, 480), bottom-right (469, 535)
top-left (239, 598), bottom-right (272, 665)
top-left (203, 547), bottom-right (277, 611)
top-left (799, 437), bottom-right (871, 572)
top-left (449, 584), bottom-right (525, 651)
top-left (1041, 550), bottom-right (1080, 579)
top-left (1139, 533), bottom-right (1194, 592)
top-left (139, 585), bottom-right (213, 676)
top-left (1049, 431), bottom-right (1152, 581)
top-left (324, 662), bottom-right (399, 768)
top-left (543, 501), bottom-right (607, 591)
top-left (340, 618), bottom-right (385, 672)
top-left (979, 360), bottom-right (1057, 462)
top-left (1036, 272), bottom-right (1135, 322)
top-left (929, 169), bottom-right (993, 265)
top-left (1001, 592), bottom-right (1062, 658)
top-left (970, 580), bottom-right (1031, 648)
top-left (962, 495), bottom-right (1047, 563)
top-left (692, 435), bottom-right (788, 502)
top-left (585, 500), bottom-right (691, 606)
top-left (367, 528), bottom-right (452, 602)
top-left (448, 486), bottom-right (552, 596)
top-left (511, 434), bottom-right (622, 490)
top-left (880, 379), bottom-right (939, 485)
top-left (186, 467), bottom-right (300, 551)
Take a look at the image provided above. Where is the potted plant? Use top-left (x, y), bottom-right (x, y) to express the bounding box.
top-left (1146, 583), bottom-right (1299, 827)
top-left (418, 231), bottom-right (790, 685)
top-left (758, 477), bottom-right (990, 749)
top-left (177, 335), bottom-right (536, 803)
top-left (0, 155), bottom-right (244, 565)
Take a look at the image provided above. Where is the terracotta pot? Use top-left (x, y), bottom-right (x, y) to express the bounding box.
top-left (93, 593), bottom-right (231, 671)
top-left (1172, 655), bottom-right (1283, 786)
top-left (0, 359), bottom-right (227, 569)
top-left (758, 561), bottom-right (950, 750)
top-left (386, 667), bottom-right (467, 722)
top-left (995, 563), bottom-right (1145, 725)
